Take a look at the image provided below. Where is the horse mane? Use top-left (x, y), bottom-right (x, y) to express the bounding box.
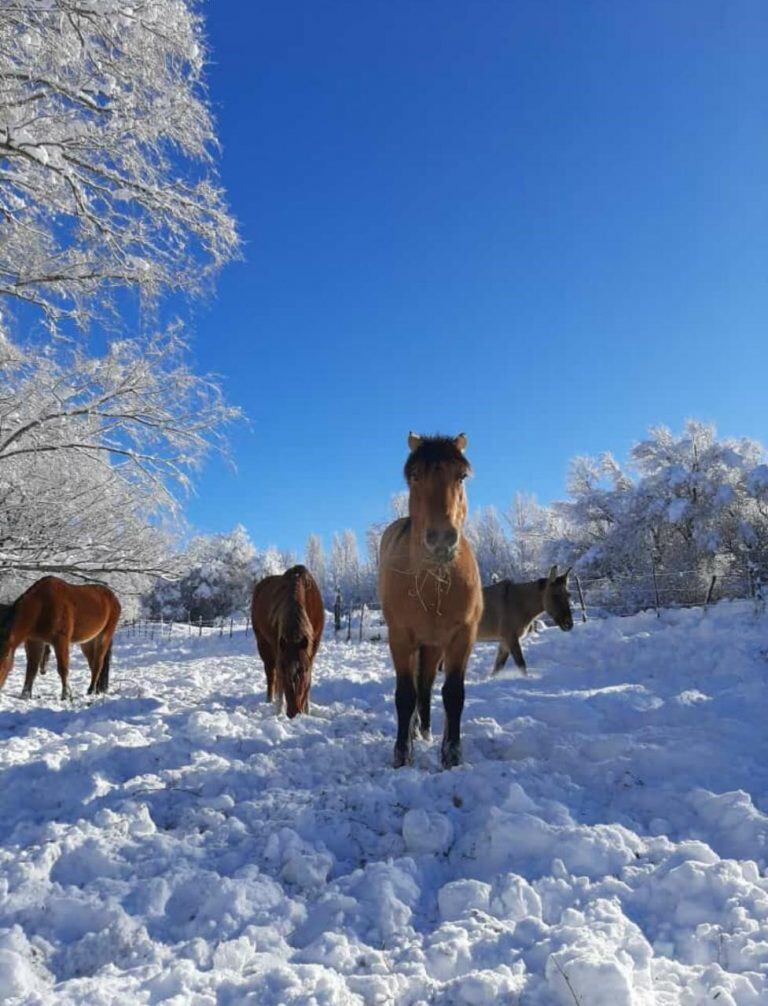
top-left (273, 565), bottom-right (315, 641)
top-left (404, 436), bottom-right (471, 481)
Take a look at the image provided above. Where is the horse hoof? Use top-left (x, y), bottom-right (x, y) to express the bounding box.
top-left (441, 741), bottom-right (463, 769)
top-left (20, 689), bottom-right (31, 700)
top-left (420, 727), bottom-right (432, 741)
top-left (393, 744), bottom-right (414, 769)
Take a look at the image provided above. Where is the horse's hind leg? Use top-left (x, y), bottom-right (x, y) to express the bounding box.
top-left (255, 634), bottom-right (276, 702)
top-left (491, 643), bottom-right (510, 675)
top-left (52, 637), bottom-right (72, 701)
top-left (21, 640), bottom-right (46, 699)
top-left (416, 645), bottom-right (441, 740)
top-left (509, 637), bottom-right (527, 675)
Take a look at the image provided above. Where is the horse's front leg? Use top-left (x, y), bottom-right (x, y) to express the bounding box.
top-left (416, 645), bottom-right (442, 740)
top-left (390, 629), bottom-right (418, 768)
top-left (441, 624), bottom-right (475, 769)
top-left (52, 636), bottom-right (73, 701)
top-left (21, 640), bottom-right (46, 699)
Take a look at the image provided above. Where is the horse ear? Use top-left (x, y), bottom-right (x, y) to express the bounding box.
top-left (561, 566), bottom-right (572, 581)
top-left (548, 565), bottom-right (558, 583)
top-left (454, 433), bottom-right (468, 452)
top-left (408, 432), bottom-right (422, 452)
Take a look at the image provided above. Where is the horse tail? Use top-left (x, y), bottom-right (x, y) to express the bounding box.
top-left (98, 642), bottom-right (112, 694)
top-left (40, 644), bottom-right (51, 675)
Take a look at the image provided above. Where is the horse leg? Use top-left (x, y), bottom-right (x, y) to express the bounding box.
top-left (416, 645), bottom-right (441, 740)
top-left (441, 625), bottom-right (475, 769)
top-left (509, 637), bottom-right (527, 675)
top-left (255, 633), bottom-right (276, 702)
top-left (491, 643), bottom-right (510, 674)
top-left (53, 636), bottom-right (73, 701)
top-left (390, 630), bottom-right (418, 768)
top-left (21, 640), bottom-right (46, 699)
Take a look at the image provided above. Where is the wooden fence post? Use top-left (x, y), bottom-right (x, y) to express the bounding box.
top-left (229, 618), bottom-right (234, 638)
top-left (346, 605), bottom-right (352, 642)
top-left (574, 573), bottom-right (587, 623)
top-left (651, 557), bottom-right (661, 618)
top-left (334, 591), bottom-right (342, 636)
top-left (703, 575), bottom-right (717, 613)
top-left (358, 603), bottom-right (366, 642)
top-left (198, 614), bottom-right (203, 637)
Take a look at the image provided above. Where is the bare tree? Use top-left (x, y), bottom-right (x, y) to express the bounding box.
top-left (0, 0), bottom-right (239, 338)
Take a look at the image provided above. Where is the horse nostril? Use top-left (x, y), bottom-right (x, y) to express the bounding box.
top-left (425, 529), bottom-right (440, 548)
top-left (444, 528), bottom-right (459, 548)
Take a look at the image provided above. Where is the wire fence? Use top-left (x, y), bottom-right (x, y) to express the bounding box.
top-left (119, 565), bottom-right (766, 646)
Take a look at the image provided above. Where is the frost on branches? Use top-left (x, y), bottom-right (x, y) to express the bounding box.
top-left (0, 330), bottom-right (239, 592)
top-left (0, 0), bottom-right (239, 337)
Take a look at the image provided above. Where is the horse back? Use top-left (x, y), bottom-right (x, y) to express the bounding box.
top-left (477, 580), bottom-right (509, 640)
top-left (251, 567), bottom-right (324, 650)
top-left (478, 579), bottom-right (541, 643)
top-left (13, 576), bottom-right (119, 644)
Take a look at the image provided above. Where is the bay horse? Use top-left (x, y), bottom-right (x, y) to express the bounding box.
top-left (379, 433), bottom-right (483, 769)
top-left (0, 576), bottom-right (121, 699)
top-left (478, 565), bottom-right (574, 674)
top-left (251, 564), bottom-right (324, 718)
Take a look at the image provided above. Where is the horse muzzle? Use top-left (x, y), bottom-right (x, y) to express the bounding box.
top-left (424, 527), bottom-right (459, 564)
top-left (559, 618), bottom-right (574, 631)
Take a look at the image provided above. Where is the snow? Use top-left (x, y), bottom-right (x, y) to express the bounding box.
top-left (2, 601), bottom-right (768, 1003)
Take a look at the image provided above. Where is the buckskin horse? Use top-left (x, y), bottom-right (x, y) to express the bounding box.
top-left (478, 565), bottom-right (574, 674)
top-left (379, 433), bottom-right (483, 769)
top-left (251, 564), bottom-right (325, 718)
top-left (0, 576), bottom-right (121, 699)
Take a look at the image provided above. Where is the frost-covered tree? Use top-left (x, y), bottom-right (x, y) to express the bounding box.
top-left (329, 529), bottom-right (363, 601)
top-left (145, 525), bottom-right (261, 621)
top-left (304, 533), bottom-right (326, 591)
top-left (0, 0), bottom-right (239, 338)
top-left (548, 421), bottom-right (768, 608)
top-left (467, 506), bottom-right (513, 583)
top-left (0, 329), bottom-right (238, 584)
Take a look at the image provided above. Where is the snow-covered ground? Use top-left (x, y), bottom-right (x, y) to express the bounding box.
top-left (2, 602), bottom-right (768, 1004)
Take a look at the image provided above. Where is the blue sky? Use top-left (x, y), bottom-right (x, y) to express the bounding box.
top-left (182, 0), bottom-right (768, 554)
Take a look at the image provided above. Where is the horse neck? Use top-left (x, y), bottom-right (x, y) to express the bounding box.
top-left (280, 576), bottom-right (309, 637)
top-left (514, 581), bottom-right (546, 626)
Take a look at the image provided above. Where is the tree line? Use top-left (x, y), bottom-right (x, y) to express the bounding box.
top-left (142, 420), bottom-right (768, 621)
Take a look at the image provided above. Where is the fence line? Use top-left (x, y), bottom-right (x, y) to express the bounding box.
top-left (123, 568), bottom-right (764, 645)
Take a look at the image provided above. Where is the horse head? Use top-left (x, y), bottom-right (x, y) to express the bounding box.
top-left (542, 565), bottom-right (574, 631)
top-left (405, 432), bottom-right (471, 565)
top-left (277, 628), bottom-right (312, 717)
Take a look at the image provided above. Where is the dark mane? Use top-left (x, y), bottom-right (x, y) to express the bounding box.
top-left (273, 565), bottom-right (314, 641)
top-left (404, 436), bottom-right (471, 481)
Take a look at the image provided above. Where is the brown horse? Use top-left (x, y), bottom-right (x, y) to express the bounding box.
top-left (379, 433), bottom-right (483, 769)
top-left (251, 564), bottom-right (325, 718)
top-left (478, 565), bottom-right (574, 674)
top-left (0, 576), bottom-right (121, 699)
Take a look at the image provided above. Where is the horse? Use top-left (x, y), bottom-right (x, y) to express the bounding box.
top-left (0, 576), bottom-right (121, 699)
top-left (478, 565), bottom-right (574, 674)
top-left (379, 433), bottom-right (483, 769)
top-left (251, 564), bottom-right (325, 718)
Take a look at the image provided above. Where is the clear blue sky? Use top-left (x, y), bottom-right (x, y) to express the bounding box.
top-left (182, 0), bottom-right (768, 554)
